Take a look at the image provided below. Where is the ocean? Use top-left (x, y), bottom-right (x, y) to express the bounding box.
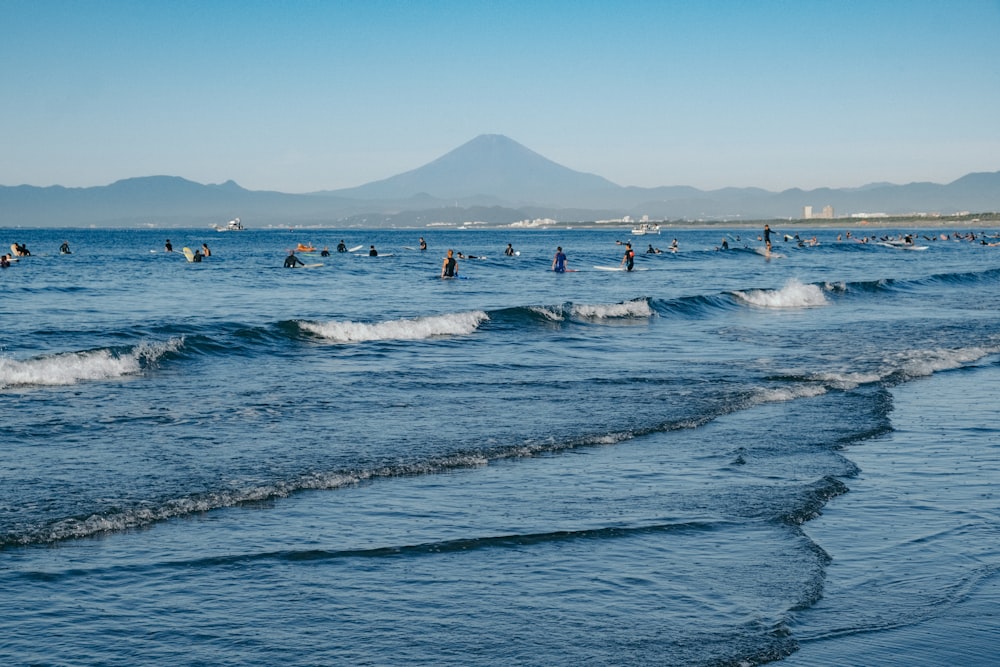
top-left (2, 226), bottom-right (998, 666)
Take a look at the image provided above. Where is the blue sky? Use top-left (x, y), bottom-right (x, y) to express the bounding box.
top-left (3, 0), bottom-right (998, 192)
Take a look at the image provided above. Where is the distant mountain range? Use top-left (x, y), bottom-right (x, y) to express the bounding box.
top-left (2, 134), bottom-right (998, 227)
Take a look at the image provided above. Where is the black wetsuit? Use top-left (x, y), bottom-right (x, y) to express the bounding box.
top-left (624, 248), bottom-right (635, 272)
top-left (443, 257), bottom-right (456, 277)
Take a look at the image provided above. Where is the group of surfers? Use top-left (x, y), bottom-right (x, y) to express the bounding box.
top-left (9, 225), bottom-right (1000, 274)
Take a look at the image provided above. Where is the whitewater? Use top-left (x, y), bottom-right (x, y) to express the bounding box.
top-left (2, 226), bottom-right (999, 666)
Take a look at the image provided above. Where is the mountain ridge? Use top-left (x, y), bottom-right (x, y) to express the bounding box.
top-left (2, 134), bottom-right (998, 227)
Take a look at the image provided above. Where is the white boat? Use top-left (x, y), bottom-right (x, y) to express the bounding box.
top-left (216, 217), bottom-right (244, 231)
top-left (631, 223), bottom-right (660, 235)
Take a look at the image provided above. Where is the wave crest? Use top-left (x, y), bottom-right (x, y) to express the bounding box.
top-left (571, 299), bottom-right (653, 319)
top-left (0, 338), bottom-right (183, 389)
top-left (733, 279), bottom-right (829, 308)
top-left (299, 311), bottom-right (489, 343)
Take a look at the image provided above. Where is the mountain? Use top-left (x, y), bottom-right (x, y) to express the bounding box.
top-left (2, 135), bottom-right (999, 227)
top-left (328, 134), bottom-right (622, 208)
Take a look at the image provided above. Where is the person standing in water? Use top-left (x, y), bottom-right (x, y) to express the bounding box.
top-left (419, 237), bottom-right (427, 251)
top-left (441, 249), bottom-right (458, 278)
top-left (621, 242), bottom-right (635, 272)
top-left (165, 239), bottom-right (173, 252)
top-left (551, 246), bottom-right (567, 273)
top-left (763, 224), bottom-right (774, 252)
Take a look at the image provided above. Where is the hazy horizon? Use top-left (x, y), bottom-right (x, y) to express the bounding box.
top-left (3, 1), bottom-right (998, 193)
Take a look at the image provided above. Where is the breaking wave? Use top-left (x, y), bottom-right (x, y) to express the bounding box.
top-left (0, 338), bottom-right (184, 389)
top-left (298, 311), bottom-right (489, 343)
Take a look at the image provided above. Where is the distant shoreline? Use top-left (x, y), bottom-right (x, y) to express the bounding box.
top-left (4, 214), bottom-right (1000, 232)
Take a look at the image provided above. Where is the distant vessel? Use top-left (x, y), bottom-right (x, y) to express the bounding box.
top-left (217, 217), bottom-right (244, 231)
top-left (631, 223), bottom-right (660, 235)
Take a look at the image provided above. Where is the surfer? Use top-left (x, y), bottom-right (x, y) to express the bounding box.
top-left (441, 249), bottom-right (458, 278)
top-left (165, 239), bottom-right (173, 252)
top-left (720, 238), bottom-right (729, 250)
top-left (369, 245), bottom-right (378, 256)
top-left (646, 244), bottom-right (661, 254)
top-left (320, 247), bottom-right (330, 257)
top-left (419, 237), bottom-right (427, 251)
top-left (552, 246), bottom-right (567, 273)
top-left (337, 240), bottom-right (347, 253)
top-left (201, 243), bottom-right (211, 257)
top-left (621, 242), bottom-right (635, 272)
top-left (283, 250), bottom-right (305, 268)
top-left (763, 224), bottom-right (774, 252)
top-left (1, 254), bottom-right (10, 268)
top-left (60, 241), bottom-right (71, 254)
top-left (505, 243), bottom-right (515, 256)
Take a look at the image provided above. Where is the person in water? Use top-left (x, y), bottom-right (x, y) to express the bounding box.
top-left (621, 242), bottom-right (635, 271)
top-left (320, 247), bottom-right (330, 257)
top-left (505, 243), bottom-right (515, 256)
top-left (60, 241), bottom-right (71, 254)
top-left (419, 237), bottom-right (427, 251)
top-left (1, 254), bottom-right (10, 268)
top-left (369, 245), bottom-right (378, 256)
top-left (284, 250), bottom-right (305, 268)
top-left (763, 224), bottom-right (774, 252)
top-left (552, 246), bottom-right (567, 272)
top-left (165, 239), bottom-right (173, 252)
top-left (337, 240), bottom-right (347, 253)
top-left (201, 243), bottom-right (211, 257)
top-left (441, 249), bottom-right (458, 278)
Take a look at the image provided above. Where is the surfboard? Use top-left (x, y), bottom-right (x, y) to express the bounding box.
top-left (347, 245), bottom-right (363, 253)
top-left (297, 263), bottom-right (323, 268)
top-left (594, 265), bottom-right (647, 271)
top-left (879, 242), bottom-right (928, 251)
top-left (182, 247), bottom-right (196, 262)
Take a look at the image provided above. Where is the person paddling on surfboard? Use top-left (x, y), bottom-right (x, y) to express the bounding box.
top-left (621, 242), bottom-right (635, 272)
top-left (441, 249), bottom-right (458, 278)
top-left (552, 246), bottom-right (567, 273)
top-left (284, 250), bottom-right (305, 268)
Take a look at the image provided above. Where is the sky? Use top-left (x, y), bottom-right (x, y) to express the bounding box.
top-left (2, 0), bottom-right (999, 193)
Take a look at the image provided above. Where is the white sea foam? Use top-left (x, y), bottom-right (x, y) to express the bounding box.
top-left (529, 306), bottom-right (565, 321)
top-left (754, 384), bottom-right (829, 403)
top-left (733, 279), bottom-right (829, 308)
top-left (571, 299), bottom-right (653, 319)
top-left (892, 345), bottom-right (1000, 379)
top-left (300, 311), bottom-right (489, 343)
top-left (803, 345), bottom-right (1000, 389)
top-left (0, 338), bottom-right (183, 389)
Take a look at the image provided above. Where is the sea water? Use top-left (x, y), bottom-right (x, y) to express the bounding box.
top-left (1, 227), bottom-right (998, 666)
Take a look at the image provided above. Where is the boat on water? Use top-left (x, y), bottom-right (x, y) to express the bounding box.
top-left (631, 223), bottom-right (661, 235)
top-left (216, 217), bottom-right (244, 232)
